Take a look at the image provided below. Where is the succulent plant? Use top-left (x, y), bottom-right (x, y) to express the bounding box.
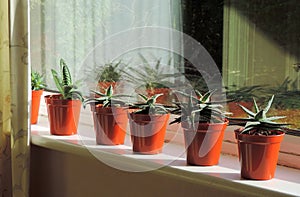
top-left (224, 84), bottom-right (263, 102)
top-left (229, 95), bottom-right (290, 135)
top-left (51, 58), bottom-right (83, 101)
top-left (122, 54), bottom-right (177, 90)
top-left (170, 90), bottom-right (228, 129)
top-left (130, 93), bottom-right (170, 115)
top-left (96, 61), bottom-right (124, 83)
top-left (263, 77), bottom-right (300, 109)
top-left (31, 71), bottom-right (47, 90)
top-left (83, 85), bottom-right (131, 108)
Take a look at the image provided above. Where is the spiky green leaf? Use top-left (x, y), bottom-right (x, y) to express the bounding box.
top-left (238, 104), bottom-right (255, 117)
top-left (60, 59), bottom-right (72, 86)
top-left (51, 69), bottom-right (63, 94)
top-left (264, 95), bottom-right (274, 114)
top-left (253, 98), bottom-right (259, 113)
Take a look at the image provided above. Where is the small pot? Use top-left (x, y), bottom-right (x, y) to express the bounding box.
top-left (91, 105), bottom-right (128, 145)
top-left (31, 89), bottom-right (43, 124)
top-left (235, 129), bottom-right (285, 180)
top-left (129, 113), bottom-right (170, 154)
top-left (45, 94), bottom-right (81, 135)
top-left (182, 120), bottom-right (228, 166)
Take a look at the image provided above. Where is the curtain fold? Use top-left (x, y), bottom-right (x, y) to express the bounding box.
top-left (30, 0), bottom-right (181, 92)
top-left (0, 0), bottom-right (30, 196)
top-left (0, 0), bottom-right (13, 195)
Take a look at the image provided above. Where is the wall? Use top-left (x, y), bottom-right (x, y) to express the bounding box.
top-left (30, 144), bottom-right (291, 197)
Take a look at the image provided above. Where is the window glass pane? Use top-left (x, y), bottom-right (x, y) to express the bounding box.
top-left (30, 0), bottom-right (182, 96)
top-left (223, 0), bottom-right (300, 129)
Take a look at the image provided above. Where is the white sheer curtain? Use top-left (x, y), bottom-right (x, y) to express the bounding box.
top-left (30, 0), bottom-right (183, 94)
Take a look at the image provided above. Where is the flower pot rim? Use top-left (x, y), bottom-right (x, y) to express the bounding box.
top-left (44, 94), bottom-right (62, 98)
top-left (32, 89), bottom-right (44, 97)
top-left (201, 119), bottom-right (229, 125)
top-left (91, 105), bottom-right (128, 113)
top-left (91, 104), bottom-right (128, 109)
top-left (45, 95), bottom-right (82, 107)
top-left (98, 81), bottom-right (118, 84)
top-left (44, 94), bottom-right (81, 101)
top-left (235, 128), bottom-right (285, 138)
top-left (146, 87), bottom-right (171, 91)
top-left (129, 112), bottom-right (170, 117)
top-left (183, 119), bottom-right (229, 125)
top-left (182, 119), bottom-right (229, 130)
top-left (235, 128), bottom-right (285, 145)
top-left (32, 89), bottom-right (44, 92)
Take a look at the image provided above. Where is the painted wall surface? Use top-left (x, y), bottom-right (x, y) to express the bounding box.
top-left (30, 145), bottom-right (289, 197)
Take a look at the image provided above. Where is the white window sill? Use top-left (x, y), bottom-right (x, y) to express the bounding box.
top-left (31, 105), bottom-right (300, 197)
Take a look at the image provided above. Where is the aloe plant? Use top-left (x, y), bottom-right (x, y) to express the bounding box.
top-left (83, 85), bottom-right (131, 108)
top-left (130, 94), bottom-right (170, 115)
top-left (229, 95), bottom-right (290, 135)
top-left (122, 54), bottom-right (177, 90)
top-left (224, 84), bottom-right (263, 102)
top-left (51, 58), bottom-right (83, 101)
top-left (31, 71), bottom-right (47, 90)
top-left (96, 61), bottom-right (124, 83)
top-left (263, 77), bottom-right (300, 109)
top-left (170, 90), bottom-right (228, 129)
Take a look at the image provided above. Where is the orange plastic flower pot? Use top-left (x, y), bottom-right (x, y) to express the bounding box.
top-left (129, 113), bottom-right (170, 154)
top-left (31, 90), bottom-right (43, 124)
top-left (182, 120), bottom-right (228, 166)
top-left (91, 105), bottom-right (128, 145)
top-left (45, 95), bottom-right (81, 135)
top-left (236, 131), bottom-right (285, 180)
